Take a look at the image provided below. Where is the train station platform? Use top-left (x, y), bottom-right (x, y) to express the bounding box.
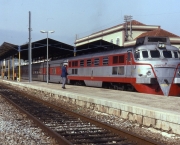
top-left (0, 79), bottom-right (180, 135)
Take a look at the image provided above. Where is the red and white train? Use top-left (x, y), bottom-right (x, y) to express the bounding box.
top-left (13, 36), bottom-right (180, 96)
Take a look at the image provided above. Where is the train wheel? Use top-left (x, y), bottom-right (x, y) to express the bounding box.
top-left (119, 85), bottom-right (125, 91)
top-left (114, 85), bottom-right (118, 90)
top-left (127, 85), bottom-right (135, 92)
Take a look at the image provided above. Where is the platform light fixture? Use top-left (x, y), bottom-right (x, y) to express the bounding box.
top-left (40, 30), bottom-right (55, 84)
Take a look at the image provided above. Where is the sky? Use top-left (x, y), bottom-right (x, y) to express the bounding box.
top-left (1, 0), bottom-right (180, 46)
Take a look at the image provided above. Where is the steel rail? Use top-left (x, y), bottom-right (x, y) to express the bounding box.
top-left (30, 95), bottom-right (162, 145)
top-left (0, 89), bottom-right (72, 145)
top-left (0, 83), bottom-right (162, 145)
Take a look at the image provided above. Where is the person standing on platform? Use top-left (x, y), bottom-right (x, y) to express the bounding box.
top-left (61, 63), bottom-right (68, 89)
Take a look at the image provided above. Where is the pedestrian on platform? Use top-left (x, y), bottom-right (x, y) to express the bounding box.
top-left (61, 63), bottom-right (68, 89)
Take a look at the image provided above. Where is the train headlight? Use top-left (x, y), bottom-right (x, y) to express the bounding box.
top-left (158, 43), bottom-right (166, 48)
top-left (146, 70), bottom-right (151, 76)
top-left (159, 43), bottom-right (162, 47)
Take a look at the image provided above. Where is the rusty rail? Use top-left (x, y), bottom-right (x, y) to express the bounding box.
top-left (0, 83), bottom-right (162, 145)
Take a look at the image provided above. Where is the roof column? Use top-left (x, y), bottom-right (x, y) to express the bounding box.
top-left (18, 46), bottom-right (21, 82)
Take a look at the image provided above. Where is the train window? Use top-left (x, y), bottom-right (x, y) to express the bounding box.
top-left (163, 51), bottom-right (172, 58)
top-left (39, 69), bottom-right (42, 74)
top-left (52, 68), bottom-right (56, 74)
top-left (69, 62), bottom-right (71, 67)
top-left (113, 56), bottom-right (118, 64)
top-left (142, 51), bottom-right (148, 58)
top-left (148, 37), bottom-right (167, 43)
top-left (72, 61), bottom-right (78, 67)
top-left (150, 50), bottom-right (160, 58)
top-left (75, 69), bottom-right (78, 74)
top-left (94, 58), bottom-right (99, 66)
top-left (118, 66), bottom-right (124, 75)
top-left (119, 55), bottom-right (124, 63)
top-left (87, 59), bottom-right (91, 66)
top-left (134, 51), bottom-right (140, 59)
top-left (103, 57), bottom-right (108, 65)
top-left (112, 67), bottom-right (118, 75)
top-left (127, 52), bottom-right (131, 61)
top-left (80, 60), bottom-right (84, 67)
top-left (173, 51), bottom-right (178, 58)
top-left (72, 69), bottom-right (78, 74)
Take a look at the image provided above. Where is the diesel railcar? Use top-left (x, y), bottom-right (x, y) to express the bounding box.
top-left (15, 36), bottom-right (180, 96)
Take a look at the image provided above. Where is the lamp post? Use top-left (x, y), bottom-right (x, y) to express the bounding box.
top-left (40, 30), bottom-right (55, 84)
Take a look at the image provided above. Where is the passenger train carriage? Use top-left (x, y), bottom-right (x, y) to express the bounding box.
top-left (14, 36), bottom-right (180, 96)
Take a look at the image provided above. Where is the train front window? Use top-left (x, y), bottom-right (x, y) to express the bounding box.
top-left (142, 50), bottom-right (148, 58)
top-left (150, 50), bottom-right (160, 58)
top-left (174, 51), bottom-right (178, 58)
top-left (163, 50), bottom-right (172, 58)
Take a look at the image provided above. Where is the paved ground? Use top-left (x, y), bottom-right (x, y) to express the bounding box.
top-left (3, 79), bottom-right (180, 114)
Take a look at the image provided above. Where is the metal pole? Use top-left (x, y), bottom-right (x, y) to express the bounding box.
top-left (8, 59), bottom-right (9, 80)
top-left (4, 59), bottom-right (5, 79)
top-left (2, 60), bottom-right (3, 79)
top-left (28, 11), bottom-right (32, 82)
top-left (1, 60), bottom-right (2, 79)
top-left (74, 47), bottom-right (76, 56)
top-left (12, 56), bottom-right (14, 80)
top-left (0, 61), bottom-right (1, 78)
top-left (40, 30), bottom-right (54, 84)
top-left (47, 32), bottom-right (48, 84)
top-left (18, 46), bottom-right (21, 82)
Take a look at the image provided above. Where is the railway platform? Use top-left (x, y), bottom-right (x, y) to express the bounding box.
top-left (0, 79), bottom-right (180, 135)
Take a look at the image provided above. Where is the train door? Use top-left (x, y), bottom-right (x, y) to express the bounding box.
top-left (126, 50), bottom-right (132, 77)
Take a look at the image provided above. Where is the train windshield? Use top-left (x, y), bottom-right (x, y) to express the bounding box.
top-left (174, 51), bottom-right (179, 58)
top-left (134, 49), bottom-right (179, 60)
top-left (163, 50), bottom-right (172, 58)
top-left (150, 50), bottom-right (160, 58)
top-left (142, 50), bottom-right (148, 58)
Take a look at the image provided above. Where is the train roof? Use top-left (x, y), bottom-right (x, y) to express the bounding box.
top-left (69, 46), bottom-right (131, 61)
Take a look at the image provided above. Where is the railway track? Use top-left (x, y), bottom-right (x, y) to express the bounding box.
top-left (0, 84), bottom-right (161, 145)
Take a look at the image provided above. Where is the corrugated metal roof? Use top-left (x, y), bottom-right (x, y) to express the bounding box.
top-left (20, 38), bottom-right (74, 60)
top-left (0, 42), bottom-right (18, 60)
top-left (0, 39), bottom-right (74, 60)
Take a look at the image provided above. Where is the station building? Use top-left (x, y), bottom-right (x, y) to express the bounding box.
top-left (75, 20), bottom-right (180, 49)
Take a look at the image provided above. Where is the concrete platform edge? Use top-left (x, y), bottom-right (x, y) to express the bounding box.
top-left (1, 80), bottom-right (180, 135)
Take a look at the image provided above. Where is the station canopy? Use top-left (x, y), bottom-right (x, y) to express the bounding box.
top-left (20, 38), bottom-right (74, 60)
top-left (0, 39), bottom-right (121, 61)
top-left (75, 39), bottom-right (122, 55)
top-left (0, 38), bottom-right (74, 61)
top-left (0, 42), bottom-right (18, 60)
